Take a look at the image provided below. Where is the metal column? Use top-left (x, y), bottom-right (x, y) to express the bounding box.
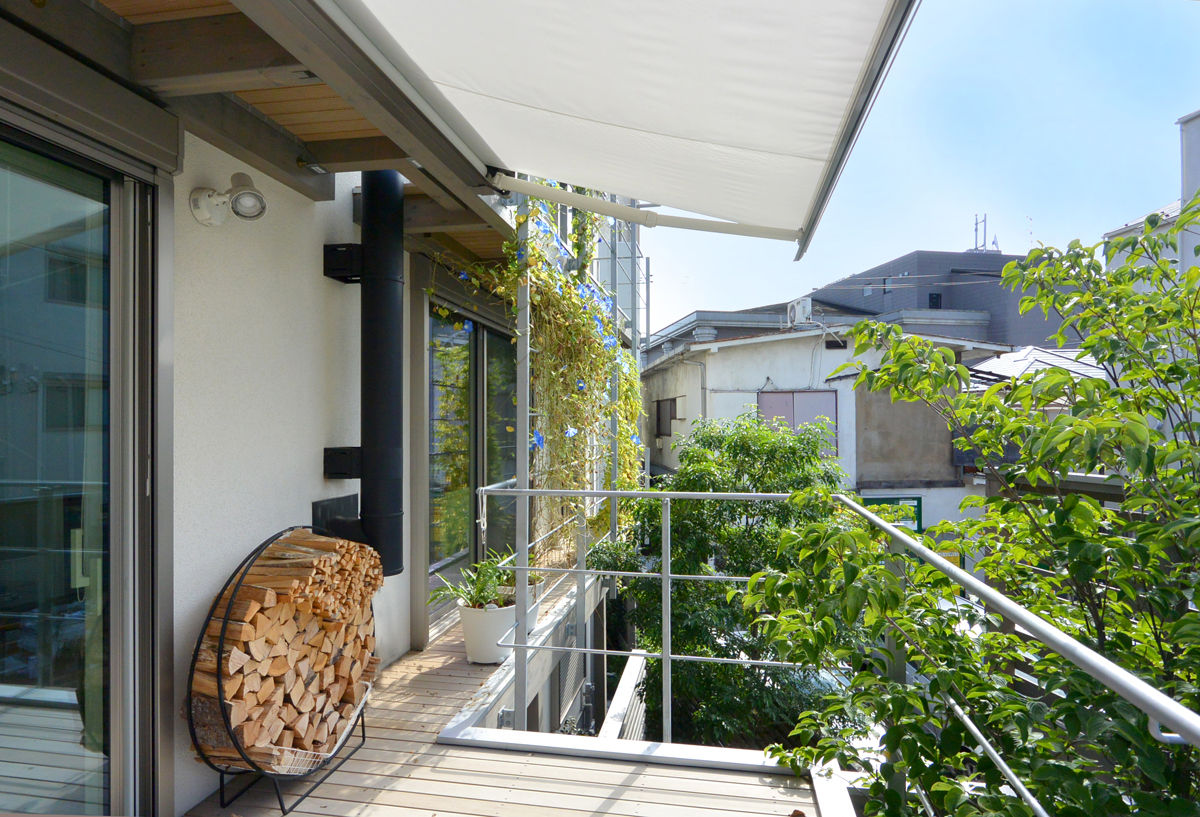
top-left (660, 498), bottom-right (672, 743)
top-left (609, 221), bottom-right (620, 542)
top-left (643, 257), bottom-right (651, 487)
top-left (514, 195), bottom-right (531, 731)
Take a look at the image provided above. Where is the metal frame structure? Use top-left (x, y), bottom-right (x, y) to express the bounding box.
top-left (466, 484), bottom-right (1200, 812)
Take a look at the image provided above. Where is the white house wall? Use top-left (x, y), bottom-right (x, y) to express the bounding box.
top-left (169, 134), bottom-right (412, 815)
top-left (643, 336), bottom-right (859, 482)
top-left (1182, 113), bottom-right (1200, 263)
top-left (858, 484), bottom-right (985, 531)
top-left (700, 336), bottom-right (858, 483)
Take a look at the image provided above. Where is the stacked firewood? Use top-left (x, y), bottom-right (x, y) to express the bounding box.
top-left (188, 529), bottom-right (384, 772)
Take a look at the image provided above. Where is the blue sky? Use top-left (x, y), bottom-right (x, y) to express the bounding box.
top-left (639, 0), bottom-right (1200, 333)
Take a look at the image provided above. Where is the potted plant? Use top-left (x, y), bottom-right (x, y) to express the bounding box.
top-left (500, 568), bottom-right (547, 633)
top-left (429, 559), bottom-right (514, 664)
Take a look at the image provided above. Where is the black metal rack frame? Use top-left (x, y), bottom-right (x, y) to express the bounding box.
top-left (185, 526), bottom-right (370, 815)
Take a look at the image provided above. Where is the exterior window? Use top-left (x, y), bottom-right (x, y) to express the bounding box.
top-left (928, 292), bottom-right (943, 309)
top-left (428, 305), bottom-right (516, 619)
top-left (824, 336), bottom-right (847, 350)
top-left (757, 389), bottom-right (838, 450)
top-left (655, 397), bottom-right (677, 437)
top-left (45, 249), bottom-right (90, 305)
top-left (43, 376), bottom-right (104, 431)
top-left (0, 136), bottom-right (113, 812)
top-left (864, 496), bottom-right (923, 532)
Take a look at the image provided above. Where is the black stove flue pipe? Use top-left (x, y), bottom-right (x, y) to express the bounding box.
top-left (330, 170), bottom-right (405, 575)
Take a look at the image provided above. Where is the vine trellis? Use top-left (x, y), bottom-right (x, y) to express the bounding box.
top-left (432, 185), bottom-right (644, 564)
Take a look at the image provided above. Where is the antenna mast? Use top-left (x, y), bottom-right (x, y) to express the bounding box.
top-left (973, 213), bottom-right (988, 251)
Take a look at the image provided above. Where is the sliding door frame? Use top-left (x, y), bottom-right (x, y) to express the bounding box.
top-left (0, 115), bottom-right (164, 816)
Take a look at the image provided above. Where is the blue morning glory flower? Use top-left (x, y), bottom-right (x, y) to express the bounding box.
top-left (603, 335), bottom-right (617, 349)
top-left (576, 379), bottom-right (586, 391)
top-left (593, 315), bottom-right (605, 334)
top-left (516, 248), bottom-right (526, 260)
top-left (577, 283), bottom-right (590, 299)
top-left (565, 426), bottom-right (579, 438)
top-left (530, 430), bottom-right (545, 450)
top-left (458, 270), bottom-right (470, 281)
top-left (555, 281), bottom-right (563, 295)
top-left (463, 319), bottom-right (474, 332)
top-left (601, 296), bottom-right (613, 313)
top-left (631, 433), bottom-right (640, 445)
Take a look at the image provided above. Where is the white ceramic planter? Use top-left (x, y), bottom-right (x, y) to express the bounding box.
top-left (458, 599), bottom-right (515, 664)
top-left (501, 579), bottom-right (547, 633)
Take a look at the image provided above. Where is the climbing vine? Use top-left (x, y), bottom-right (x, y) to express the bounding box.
top-left (432, 186), bottom-right (644, 558)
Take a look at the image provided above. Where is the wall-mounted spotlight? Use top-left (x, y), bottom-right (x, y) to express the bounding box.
top-left (189, 173), bottom-right (268, 227)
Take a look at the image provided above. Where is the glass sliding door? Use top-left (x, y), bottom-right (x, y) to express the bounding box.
top-left (481, 329), bottom-right (517, 556)
top-left (428, 310), bottom-right (474, 604)
top-left (0, 138), bottom-right (112, 813)
top-left (428, 307), bottom-right (516, 621)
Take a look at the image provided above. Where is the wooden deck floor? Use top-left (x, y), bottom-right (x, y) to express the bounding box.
top-left (0, 703), bottom-right (107, 814)
top-left (186, 625), bottom-right (818, 817)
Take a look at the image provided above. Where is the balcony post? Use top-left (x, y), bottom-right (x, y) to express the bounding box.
top-left (514, 193), bottom-right (531, 732)
top-left (661, 497), bottom-right (672, 743)
top-left (885, 534), bottom-right (906, 799)
top-left (609, 220), bottom-right (620, 543)
top-left (576, 506), bottom-right (588, 723)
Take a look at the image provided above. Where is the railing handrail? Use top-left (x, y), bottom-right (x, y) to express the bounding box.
top-left (479, 485), bottom-right (790, 501)
top-left (833, 493), bottom-right (1200, 749)
top-left (475, 482), bottom-right (1197, 817)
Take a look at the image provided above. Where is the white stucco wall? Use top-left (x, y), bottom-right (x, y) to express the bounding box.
top-left (642, 336), bottom-right (863, 480)
top-left (1181, 113), bottom-right (1200, 264)
top-left (641, 355), bottom-right (702, 470)
top-left (169, 134), bottom-right (412, 814)
top-left (858, 484), bottom-right (985, 530)
top-left (700, 336), bottom-right (860, 483)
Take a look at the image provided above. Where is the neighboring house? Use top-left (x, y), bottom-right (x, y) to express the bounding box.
top-left (1106, 107), bottom-right (1200, 265)
top-left (0, 1), bottom-right (913, 815)
top-left (643, 321), bottom-right (1010, 529)
top-left (806, 249), bottom-right (1062, 347)
top-left (643, 248), bottom-right (1068, 528)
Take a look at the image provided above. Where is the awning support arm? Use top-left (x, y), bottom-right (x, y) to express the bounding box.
top-left (489, 172), bottom-right (803, 244)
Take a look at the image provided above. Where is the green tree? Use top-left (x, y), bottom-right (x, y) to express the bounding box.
top-left (743, 199), bottom-right (1200, 815)
top-left (605, 410), bottom-right (845, 747)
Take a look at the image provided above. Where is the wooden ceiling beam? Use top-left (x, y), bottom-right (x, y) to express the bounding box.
top-left (0, 0), bottom-right (132, 80)
top-left (169, 93), bottom-right (334, 201)
top-left (404, 196), bottom-right (488, 234)
top-left (233, 0), bottom-right (511, 234)
top-left (305, 136), bottom-right (407, 172)
top-left (132, 12), bottom-right (319, 96)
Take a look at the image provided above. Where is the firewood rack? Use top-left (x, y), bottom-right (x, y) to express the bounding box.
top-left (186, 526), bottom-right (373, 815)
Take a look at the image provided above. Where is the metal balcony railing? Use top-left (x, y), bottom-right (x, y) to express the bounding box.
top-left (474, 484), bottom-right (1200, 814)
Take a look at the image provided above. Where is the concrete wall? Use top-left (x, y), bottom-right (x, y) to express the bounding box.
top-left (169, 134), bottom-right (413, 814)
top-left (641, 355), bottom-right (703, 470)
top-left (854, 385), bottom-right (956, 485)
top-left (643, 335), bottom-right (860, 481)
top-left (858, 484), bottom-right (985, 530)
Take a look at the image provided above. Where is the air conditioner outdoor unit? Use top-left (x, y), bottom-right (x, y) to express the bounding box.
top-left (787, 297), bottom-right (812, 328)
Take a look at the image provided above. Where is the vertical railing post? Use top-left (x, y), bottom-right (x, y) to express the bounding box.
top-left (661, 497), bottom-right (672, 743)
top-left (884, 534), bottom-right (907, 799)
top-left (576, 506), bottom-right (588, 699)
top-left (513, 194), bottom-right (531, 732)
top-left (609, 219), bottom-right (620, 544)
top-left (643, 257), bottom-right (652, 488)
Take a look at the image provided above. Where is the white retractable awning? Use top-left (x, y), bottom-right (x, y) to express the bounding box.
top-left (327, 0), bottom-right (916, 249)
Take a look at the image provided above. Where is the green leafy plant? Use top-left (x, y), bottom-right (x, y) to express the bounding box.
top-left (434, 188), bottom-right (644, 558)
top-left (611, 410), bottom-right (847, 748)
top-left (743, 197), bottom-right (1200, 816)
top-left (429, 558), bottom-right (514, 609)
